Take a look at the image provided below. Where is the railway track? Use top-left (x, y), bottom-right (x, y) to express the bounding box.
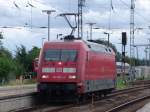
top-left (16, 104), bottom-right (74, 112)
top-left (105, 95), bottom-right (150, 112)
top-left (132, 80), bottom-right (150, 85)
top-left (16, 83), bottom-right (150, 112)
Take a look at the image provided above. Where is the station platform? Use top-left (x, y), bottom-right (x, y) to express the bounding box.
top-left (0, 84), bottom-right (36, 97)
top-left (137, 101), bottom-right (150, 112)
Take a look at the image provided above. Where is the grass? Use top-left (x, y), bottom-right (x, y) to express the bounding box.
top-left (116, 77), bottom-right (128, 89)
top-left (116, 76), bottom-right (150, 89)
top-left (2, 79), bottom-right (37, 86)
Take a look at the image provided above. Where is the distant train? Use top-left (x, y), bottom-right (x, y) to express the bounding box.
top-left (116, 62), bottom-right (130, 76)
top-left (36, 38), bottom-right (116, 100)
top-left (135, 66), bottom-right (150, 79)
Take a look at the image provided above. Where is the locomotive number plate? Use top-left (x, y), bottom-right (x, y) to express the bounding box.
top-left (56, 68), bottom-right (63, 72)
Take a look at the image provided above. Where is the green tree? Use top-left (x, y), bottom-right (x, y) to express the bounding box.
top-left (15, 45), bottom-right (40, 77)
top-left (0, 47), bottom-right (14, 84)
top-left (27, 46), bottom-right (40, 72)
top-left (0, 57), bottom-right (13, 83)
top-left (15, 45), bottom-right (28, 76)
top-left (0, 47), bottom-right (12, 58)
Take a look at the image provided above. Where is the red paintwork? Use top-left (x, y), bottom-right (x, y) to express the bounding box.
top-left (85, 52), bottom-right (116, 80)
top-left (37, 40), bottom-right (116, 94)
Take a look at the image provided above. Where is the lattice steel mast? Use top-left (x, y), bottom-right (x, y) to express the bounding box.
top-left (130, 0), bottom-right (135, 69)
top-left (78, 0), bottom-right (85, 39)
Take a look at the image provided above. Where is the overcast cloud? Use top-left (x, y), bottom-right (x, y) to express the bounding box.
top-left (0, 0), bottom-right (150, 58)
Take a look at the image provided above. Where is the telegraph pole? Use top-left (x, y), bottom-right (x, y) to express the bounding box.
top-left (42, 10), bottom-right (56, 41)
top-left (86, 23), bottom-right (96, 40)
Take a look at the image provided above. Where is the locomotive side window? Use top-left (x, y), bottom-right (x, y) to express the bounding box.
top-left (44, 49), bottom-right (77, 62)
top-left (90, 45), bottom-right (105, 53)
top-left (44, 50), bottom-right (60, 61)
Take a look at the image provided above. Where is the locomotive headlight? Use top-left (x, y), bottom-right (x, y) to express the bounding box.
top-left (58, 62), bottom-right (62, 65)
top-left (68, 75), bottom-right (76, 79)
top-left (42, 67), bottom-right (55, 73)
top-left (63, 68), bottom-right (76, 73)
top-left (42, 75), bottom-right (49, 79)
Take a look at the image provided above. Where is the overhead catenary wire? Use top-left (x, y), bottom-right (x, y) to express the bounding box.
top-left (119, 0), bottom-right (150, 24)
top-left (108, 0), bottom-right (114, 30)
top-left (13, 1), bottom-right (20, 9)
top-left (1, 0), bottom-right (149, 34)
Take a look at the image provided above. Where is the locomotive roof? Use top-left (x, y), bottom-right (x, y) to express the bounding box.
top-left (84, 40), bottom-right (115, 54)
top-left (44, 40), bottom-right (115, 54)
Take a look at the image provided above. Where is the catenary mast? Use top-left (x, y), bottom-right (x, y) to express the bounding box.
top-left (78, 0), bottom-right (85, 39)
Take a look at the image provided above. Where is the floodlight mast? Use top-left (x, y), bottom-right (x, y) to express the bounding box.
top-left (86, 22), bottom-right (96, 40)
top-left (42, 10), bottom-right (56, 41)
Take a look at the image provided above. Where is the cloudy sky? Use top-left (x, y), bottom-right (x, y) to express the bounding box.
top-left (0, 0), bottom-right (150, 58)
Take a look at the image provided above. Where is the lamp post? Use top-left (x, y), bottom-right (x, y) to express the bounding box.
top-left (93, 27), bottom-right (106, 41)
top-left (42, 10), bottom-right (56, 41)
top-left (86, 23), bottom-right (96, 40)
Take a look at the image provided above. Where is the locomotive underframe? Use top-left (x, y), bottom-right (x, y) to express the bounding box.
top-left (37, 79), bottom-right (115, 101)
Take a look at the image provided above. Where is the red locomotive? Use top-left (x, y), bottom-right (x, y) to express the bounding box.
top-left (37, 38), bottom-right (116, 100)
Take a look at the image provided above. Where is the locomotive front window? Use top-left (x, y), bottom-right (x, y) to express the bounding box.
top-left (45, 50), bottom-right (60, 61)
top-left (61, 50), bottom-right (77, 62)
top-left (44, 49), bottom-right (77, 62)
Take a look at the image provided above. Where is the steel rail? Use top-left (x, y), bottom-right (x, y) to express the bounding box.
top-left (105, 95), bottom-right (150, 112)
top-left (14, 82), bottom-right (150, 112)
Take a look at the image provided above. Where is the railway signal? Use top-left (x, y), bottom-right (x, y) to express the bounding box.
top-left (122, 32), bottom-right (127, 83)
top-left (122, 32), bottom-right (127, 45)
top-left (122, 32), bottom-right (127, 61)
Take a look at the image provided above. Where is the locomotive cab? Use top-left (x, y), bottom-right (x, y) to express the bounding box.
top-left (41, 49), bottom-right (78, 81)
top-left (37, 40), bottom-right (86, 98)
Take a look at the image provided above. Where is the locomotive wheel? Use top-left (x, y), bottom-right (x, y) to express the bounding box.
top-left (75, 94), bottom-right (87, 104)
